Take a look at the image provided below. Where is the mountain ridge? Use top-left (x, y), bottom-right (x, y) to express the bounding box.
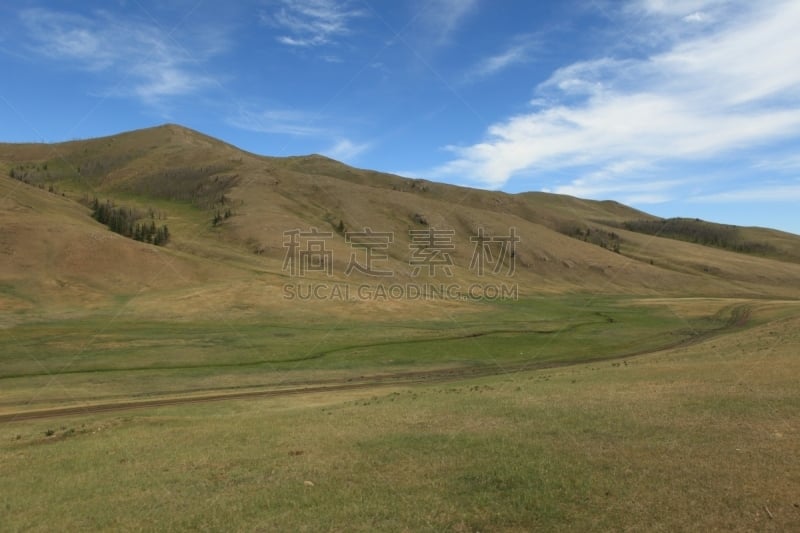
top-left (2, 123), bottom-right (799, 321)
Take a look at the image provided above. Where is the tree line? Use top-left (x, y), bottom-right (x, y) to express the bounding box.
top-left (616, 218), bottom-right (778, 255)
top-left (90, 198), bottom-right (170, 246)
top-left (558, 224), bottom-right (622, 253)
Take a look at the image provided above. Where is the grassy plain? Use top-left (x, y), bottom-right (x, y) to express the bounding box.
top-left (1, 299), bottom-right (798, 531)
top-left (0, 296), bottom-right (739, 412)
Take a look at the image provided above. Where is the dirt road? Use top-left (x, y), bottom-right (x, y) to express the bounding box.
top-left (0, 310), bottom-right (750, 424)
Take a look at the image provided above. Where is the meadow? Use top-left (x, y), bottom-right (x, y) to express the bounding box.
top-left (1, 296), bottom-right (739, 413)
top-left (1, 297), bottom-right (798, 531)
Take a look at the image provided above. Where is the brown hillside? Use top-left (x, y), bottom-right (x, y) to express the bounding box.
top-left (2, 123), bottom-right (799, 321)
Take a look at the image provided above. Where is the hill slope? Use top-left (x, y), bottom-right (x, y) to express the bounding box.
top-left (1, 124), bottom-right (799, 321)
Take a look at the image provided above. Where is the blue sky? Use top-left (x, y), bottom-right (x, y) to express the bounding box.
top-left (1, 0), bottom-right (799, 235)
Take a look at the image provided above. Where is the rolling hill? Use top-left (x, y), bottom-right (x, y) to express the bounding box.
top-left (2, 123), bottom-right (799, 323)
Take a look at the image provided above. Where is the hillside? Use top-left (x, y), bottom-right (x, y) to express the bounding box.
top-left (2, 123), bottom-right (800, 322)
top-left (3, 126), bottom-right (800, 532)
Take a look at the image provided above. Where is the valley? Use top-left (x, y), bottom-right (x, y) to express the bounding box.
top-left (1, 125), bottom-right (799, 530)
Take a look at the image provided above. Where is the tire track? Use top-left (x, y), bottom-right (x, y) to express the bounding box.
top-left (0, 307), bottom-right (751, 424)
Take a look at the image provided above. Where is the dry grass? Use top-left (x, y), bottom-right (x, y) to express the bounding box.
top-left (2, 124), bottom-right (800, 327)
top-left (0, 303), bottom-right (798, 531)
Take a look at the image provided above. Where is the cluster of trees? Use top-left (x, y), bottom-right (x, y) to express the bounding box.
top-left (561, 224), bottom-right (621, 253)
top-left (8, 152), bottom-right (154, 191)
top-left (621, 218), bottom-right (737, 247)
top-left (9, 163), bottom-right (50, 185)
top-left (128, 166), bottom-right (239, 208)
top-left (8, 160), bottom-right (86, 184)
top-left (9, 163), bottom-right (70, 198)
top-left (90, 198), bottom-right (169, 246)
top-left (619, 218), bottom-right (779, 255)
top-left (73, 150), bottom-right (146, 180)
top-left (212, 208), bottom-right (233, 226)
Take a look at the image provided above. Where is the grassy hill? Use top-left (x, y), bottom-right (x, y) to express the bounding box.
top-left (2, 123), bottom-right (800, 320)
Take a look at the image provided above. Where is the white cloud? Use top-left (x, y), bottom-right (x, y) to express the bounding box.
top-left (321, 54), bottom-right (344, 63)
top-left (228, 107), bottom-right (371, 160)
top-left (683, 11), bottom-right (709, 23)
top-left (404, 0), bottom-right (478, 50)
top-left (752, 155), bottom-right (800, 173)
top-left (465, 35), bottom-right (538, 82)
top-left (20, 9), bottom-right (113, 69)
top-left (421, 0), bottom-right (478, 44)
top-left (323, 138), bottom-right (371, 161)
top-left (132, 65), bottom-right (212, 101)
top-left (633, 0), bottom-right (728, 17)
top-left (691, 184), bottom-right (800, 203)
top-left (228, 107), bottom-right (325, 137)
top-left (431, 0), bottom-right (800, 198)
top-left (18, 8), bottom-right (224, 103)
top-left (264, 0), bottom-right (364, 47)
top-left (537, 57), bottom-right (639, 97)
top-left (554, 171), bottom-right (686, 205)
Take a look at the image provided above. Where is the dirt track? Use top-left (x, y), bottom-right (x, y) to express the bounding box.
top-left (0, 310), bottom-right (750, 424)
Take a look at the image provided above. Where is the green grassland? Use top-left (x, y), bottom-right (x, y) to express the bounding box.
top-left (0, 296), bottom-right (741, 412)
top-left (1, 300), bottom-right (798, 531)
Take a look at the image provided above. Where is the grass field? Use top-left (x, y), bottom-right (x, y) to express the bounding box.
top-left (0, 296), bottom-right (740, 412)
top-left (1, 298), bottom-right (798, 531)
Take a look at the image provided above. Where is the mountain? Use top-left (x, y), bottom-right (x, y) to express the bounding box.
top-left (2, 124), bottom-right (799, 322)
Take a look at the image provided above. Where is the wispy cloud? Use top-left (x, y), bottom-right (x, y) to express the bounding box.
top-left (631, 0), bottom-right (728, 17)
top-left (752, 154), bottom-right (800, 173)
top-left (683, 11), bottom-right (709, 23)
top-left (429, 0), bottom-right (478, 43)
top-left (228, 106), bottom-right (325, 137)
top-left (431, 0), bottom-right (800, 200)
top-left (20, 9), bottom-right (115, 69)
top-left (263, 0), bottom-right (365, 47)
top-left (690, 184), bottom-right (800, 203)
top-left (554, 169), bottom-right (686, 205)
top-left (464, 35), bottom-right (538, 82)
top-left (323, 138), bottom-right (370, 161)
top-left (18, 7), bottom-right (224, 104)
top-left (409, 0), bottom-right (479, 48)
